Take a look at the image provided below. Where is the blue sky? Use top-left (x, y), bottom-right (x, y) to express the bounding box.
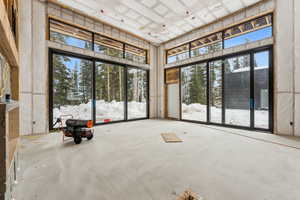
top-left (224, 26), bottom-right (272, 49)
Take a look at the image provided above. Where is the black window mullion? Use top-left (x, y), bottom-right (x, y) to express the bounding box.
top-left (147, 70), bottom-right (150, 119)
top-left (189, 44), bottom-right (191, 58)
top-left (222, 59), bottom-right (225, 124)
top-left (206, 62), bottom-right (210, 123)
top-left (250, 52), bottom-right (255, 129)
top-left (123, 44), bottom-right (126, 59)
top-left (269, 48), bottom-right (274, 132)
top-left (92, 60), bottom-right (96, 124)
top-left (221, 30), bottom-right (225, 49)
top-left (92, 33), bottom-right (95, 51)
top-left (124, 66), bottom-right (128, 121)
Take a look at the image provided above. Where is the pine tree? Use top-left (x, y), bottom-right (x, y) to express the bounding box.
top-left (79, 44), bottom-right (92, 103)
top-left (53, 54), bottom-right (71, 107)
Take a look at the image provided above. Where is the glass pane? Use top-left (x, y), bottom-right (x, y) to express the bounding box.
top-left (50, 19), bottom-right (92, 50)
top-left (224, 55), bottom-right (251, 127)
top-left (181, 63), bottom-right (207, 121)
top-left (94, 34), bottom-right (123, 58)
top-left (125, 44), bottom-right (147, 64)
top-left (254, 51), bottom-right (269, 129)
top-left (167, 44), bottom-right (189, 63)
top-left (224, 27), bottom-right (272, 48)
top-left (224, 15), bottom-right (272, 49)
top-left (95, 62), bottom-right (125, 123)
top-left (209, 60), bottom-right (222, 123)
top-left (127, 68), bottom-right (148, 119)
top-left (191, 33), bottom-right (222, 57)
top-left (52, 54), bottom-right (92, 127)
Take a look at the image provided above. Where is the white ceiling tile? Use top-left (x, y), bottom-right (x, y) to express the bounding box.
top-left (211, 6), bottom-right (229, 17)
top-left (138, 17), bottom-right (151, 26)
top-left (222, 0), bottom-right (243, 12)
top-left (197, 8), bottom-right (216, 23)
top-left (115, 5), bottom-right (128, 13)
top-left (175, 20), bottom-right (186, 27)
top-left (242, 0), bottom-right (261, 6)
top-left (160, 0), bottom-right (186, 14)
top-left (154, 4), bottom-right (169, 16)
top-left (56, 0), bottom-right (258, 43)
top-left (121, 0), bottom-right (164, 23)
top-left (181, 24), bottom-right (193, 32)
top-left (125, 10), bottom-right (140, 19)
top-left (181, 0), bottom-right (198, 7)
top-left (141, 0), bottom-right (157, 8)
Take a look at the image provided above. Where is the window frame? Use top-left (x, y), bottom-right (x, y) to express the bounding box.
top-left (49, 18), bottom-right (93, 50)
top-left (48, 17), bottom-right (148, 64)
top-left (49, 48), bottom-right (149, 130)
top-left (166, 13), bottom-right (273, 64)
top-left (168, 45), bottom-right (273, 132)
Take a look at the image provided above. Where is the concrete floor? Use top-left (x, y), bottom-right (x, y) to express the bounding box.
top-left (15, 120), bottom-right (300, 200)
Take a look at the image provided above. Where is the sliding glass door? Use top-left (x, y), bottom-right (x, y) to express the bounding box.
top-left (52, 54), bottom-right (93, 128)
top-left (179, 48), bottom-right (272, 131)
top-left (181, 63), bottom-right (207, 122)
top-left (209, 60), bottom-right (222, 124)
top-left (50, 50), bottom-right (149, 129)
top-left (224, 55), bottom-right (251, 127)
top-left (254, 51), bottom-right (270, 129)
top-left (95, 62), bottom-right (125, 123)
top-left (127, 68), bottom-right (148, 120)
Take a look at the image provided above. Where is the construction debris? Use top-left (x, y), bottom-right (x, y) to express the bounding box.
top-left (161, 133), bottom-right (183, 143)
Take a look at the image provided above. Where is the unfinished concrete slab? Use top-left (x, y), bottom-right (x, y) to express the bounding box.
top-left (15, 120), bottom-right (300, 200)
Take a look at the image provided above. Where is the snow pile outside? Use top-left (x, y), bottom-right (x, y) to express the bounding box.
top-left (182, 103), bottom-right (268, 129)
top-left (53, 100), bottom-right (147, 127)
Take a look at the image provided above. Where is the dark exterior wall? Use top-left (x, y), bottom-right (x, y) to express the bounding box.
top-left (225, 68), bottom-right (268, 110)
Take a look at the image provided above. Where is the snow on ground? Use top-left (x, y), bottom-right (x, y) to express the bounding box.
top-left (53, 100), bottom-right (147, 127)
top-left (53, 101), bottom-right (268, 129)
top-left (182, 103), bottom-right (268, 129)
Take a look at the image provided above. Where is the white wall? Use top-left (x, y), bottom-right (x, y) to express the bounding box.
top-left (275, 0), bottom-right (299, 136)
top-left (294, 0), bottom-right (300, 136)
top-left (19, 0), bottom-right (48, 135)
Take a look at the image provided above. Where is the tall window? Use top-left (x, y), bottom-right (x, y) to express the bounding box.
top-left (181, 63), bottom-right (207, 122)
top-left (224, 55), bottom-right (251, 127)
top-left (49, 19), bottom-right (92, 50)
top-left (254, 51), bottom-right (270, 129)
top-left (95, 62), bottom-right (125, 123)
top-left (127, 68), bottom-right (148, 119)
top-left (52, 54), bottom-right (92, 127)
top-left (209, 60), bottom-right (223, 124)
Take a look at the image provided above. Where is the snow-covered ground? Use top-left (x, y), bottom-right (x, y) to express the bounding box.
top-left (182, 103), bottom-right (268, 129)
top-left (53, 100), bottom-right (147, 127)
top-left (53, 101), bottom-right (268, 129)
